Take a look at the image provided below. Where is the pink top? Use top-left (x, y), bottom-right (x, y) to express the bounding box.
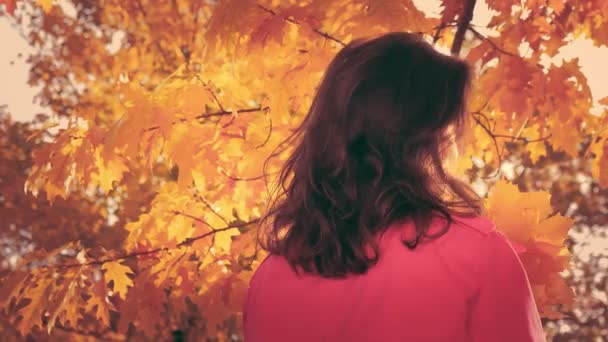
top-left (243, 215), bottom-right (546, 342)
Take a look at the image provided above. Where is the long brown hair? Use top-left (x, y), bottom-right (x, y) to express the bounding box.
top-left (257, 32), bottom-right (483, 278)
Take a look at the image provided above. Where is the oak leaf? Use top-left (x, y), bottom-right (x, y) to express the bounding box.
top-left (102, 261), bottom-right (134, 300)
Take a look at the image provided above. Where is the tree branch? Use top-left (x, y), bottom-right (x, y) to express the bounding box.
top-left (195, 106), bottom-right (269, 121)
top-left (433, 22), bottom-right (458, 44)
top-left (142, 105), bottom-right (269, 133)
top-left (194, 75), bottom-right (225, 112)
top-left (44, 217), bottom-right (260, 270)
top-left (219, 168), bottom-right (279, 182)
top-left (467, 26), bottom-right (518, 57)
top-left (472, 112), bottom-right (503, 168)
top-left (451, 0), bottom-right (477, 56)
top-left (256, 4), bottom-right (345, 46)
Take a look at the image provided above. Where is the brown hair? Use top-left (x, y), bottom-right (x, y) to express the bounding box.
top-left (258, 32), bottom-right (483, 278)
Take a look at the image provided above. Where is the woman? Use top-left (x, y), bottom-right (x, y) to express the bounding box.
top-left (243, 32), bottom-right (546, 342)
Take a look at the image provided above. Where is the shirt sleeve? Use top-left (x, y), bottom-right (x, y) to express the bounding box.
top-left (468, 230), bottom-right (546, 342)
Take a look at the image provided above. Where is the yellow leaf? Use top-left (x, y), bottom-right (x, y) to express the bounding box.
top-left (102, 261), bottom-right (134, 299)
top-left (522, 124), bottom-right (547, 162)
top-left (214, 227), bottom-right (241, 253)
top-left (534, 214), bottom-right (573, 245)
top-left (167, 214), bottom-right (194, 244)
top-left (37, 0), bottom-right (52, 12)
top-left (485, 180), bottom-right (552, 243)
top-left (92, 148), bottom-right (128, 193)
top-left (486, 180), bottom-right (574, 318)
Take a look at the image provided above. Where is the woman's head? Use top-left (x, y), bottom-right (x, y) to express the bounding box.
top-left (258, 32), bottom-right (483, 277)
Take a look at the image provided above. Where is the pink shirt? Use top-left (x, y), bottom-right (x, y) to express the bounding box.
top-left (243, 215), bottom-right (546, 341)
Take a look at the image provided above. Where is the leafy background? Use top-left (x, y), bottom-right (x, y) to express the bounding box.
top-left (0, 0), bottom-right (607, 340)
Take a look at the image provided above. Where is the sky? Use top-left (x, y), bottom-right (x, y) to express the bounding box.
top-left (0, 0), bottom-right (607, 122)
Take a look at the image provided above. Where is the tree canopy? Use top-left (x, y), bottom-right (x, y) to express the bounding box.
top-left (1, 0), bottom-right (607, 340)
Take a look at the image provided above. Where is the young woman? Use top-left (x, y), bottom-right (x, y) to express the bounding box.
top-left (243, 32), bottom-right (546, 342)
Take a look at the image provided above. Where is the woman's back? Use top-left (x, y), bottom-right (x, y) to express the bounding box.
top-left (246, 32), bottom-right (546, 341)
top-left (243, 215), bottom-right (546, 341)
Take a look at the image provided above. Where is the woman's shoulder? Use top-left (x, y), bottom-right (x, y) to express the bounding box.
top-left (448, 213), bottom-right (497, 237)
top-left (419, 213), bottom-right (498, 249)
top-left (444, 214), bottom-right (519, 256)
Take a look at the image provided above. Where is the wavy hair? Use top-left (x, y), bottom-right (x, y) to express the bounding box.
top-left (257, 32), bottom-right (484, 278)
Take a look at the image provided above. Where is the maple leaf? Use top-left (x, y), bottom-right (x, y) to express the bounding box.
top-left (8, 0), bottom-right (607, 338)
top-left (92, 148), bottom-right (128, 193)
top-left (249, 11), bottom-right (288, 49)
top-left (522, 124), bottom-right (547, 162)
top-left (214, 227), bottom-right (241, 253)
top-left (102, 261), bottom-right (134, 300)
top-left (439, 0), bottom-right (463, 23)
top-left (485, 180), bottom-right (575, 317)
top-left (486, 180), bottom-right (553, 243)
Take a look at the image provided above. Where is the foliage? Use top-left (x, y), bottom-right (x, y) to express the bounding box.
top-left (0, 0), bottom-right (607, 340)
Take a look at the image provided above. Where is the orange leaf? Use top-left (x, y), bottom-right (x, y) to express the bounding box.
top-left (37, 0), bottom-right (52, 12)
top-left (102, 261), bottom-right (134, 299)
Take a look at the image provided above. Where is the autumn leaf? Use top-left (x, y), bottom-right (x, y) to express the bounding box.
top-left (15, 275), bottom-right (54, 336)
top-left (92, 147), bottom-right (128, 193)
top-left (118, 273), bottom-right (166, 338)
top-left (486, 180), bottom-right (574, 317)
top-left (5, 0), bottom-right (605, 338)
top-left (195, 272), bottom-right (249, 337)
top-left (102, 261), bottom-right (134, 299)
top-left (37, 0), bottom-right (52, 12)
top-left (85, 276), bottom-right (111, 326)
top-left (522, 124), bottom-right (547, 162)
top-left (214, 227), bottom-right (241, 253)
top-left (486, 180), bottom-right (553, 243)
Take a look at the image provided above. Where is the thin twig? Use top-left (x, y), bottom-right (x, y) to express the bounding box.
top-left (468, 26), bottom-right (518, 57)
top-left (472, 112), bottom-right (503, 167)
top-left (219, 169), bottom-right (277, 182)
top-left (142, 106), bottom-right (269, 133)
top-left (194, 74), bottom-right (225, 112)
top-left (192, 194), bottom-right (231, 226)
top-left (196, 106), bottom-right (269, 120)
top-left (254, 112), bottom-right (272, 149)
top-left (42, 217), bottom-right (259, 270)
top-left (256, 4), bottom-right (345, 46)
